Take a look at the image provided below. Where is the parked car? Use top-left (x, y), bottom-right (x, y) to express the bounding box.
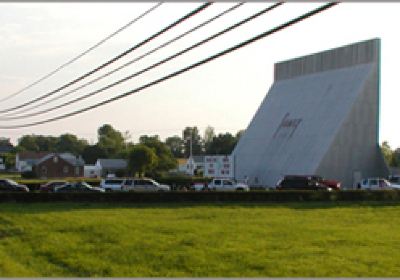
top-left (39, 180), bottom-right (68, 193)
top-left (389, 175), bottom-right (400, 184)
top-left (55, 182), bottom-right (105, 193)
top-left (99, 178), bottom-right (125, 192)
top-left (191, 182), bottom-right (206, 191)
top-left (0, 179), bottom-right (29, 192)
top-left (121, 178), bottom-right (170, 192)
top-left (357, 178), bottom-right (392, 190)
top-left (208, 178), bottom-right (249, 191)
top-left (388, 175), bottom-right (400, 189)
top-left (276, 175), bottom-right (333, 191)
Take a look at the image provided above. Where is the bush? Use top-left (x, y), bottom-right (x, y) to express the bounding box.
top-left (1, 190), bottom-right (400, 203)
top-left (21, 171), bottom-right (36, 179)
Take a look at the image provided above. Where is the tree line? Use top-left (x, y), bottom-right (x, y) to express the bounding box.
top-left (381, 141), bottom-right (400, 167)
top-left (1, 124), bottom-right (243, 175)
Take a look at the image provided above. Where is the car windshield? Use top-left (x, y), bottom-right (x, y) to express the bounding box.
top-left (78, 182), bottom-right (92, 188)
top-left (149, 179), bottom-right (159, 186)
top-left (105, 179), bottom-right (123, 184)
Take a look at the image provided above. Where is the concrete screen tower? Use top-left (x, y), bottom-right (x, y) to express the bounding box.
top-left (233, 38), bottom-right (388, 188)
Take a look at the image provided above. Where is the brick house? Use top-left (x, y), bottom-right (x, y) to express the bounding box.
top-left (34, 153), bottom-right (85, 178)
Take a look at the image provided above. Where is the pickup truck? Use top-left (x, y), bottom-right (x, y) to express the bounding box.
top-left (208, 178), bottom-right (250, 191)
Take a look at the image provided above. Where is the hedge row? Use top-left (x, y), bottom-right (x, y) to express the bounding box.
top-left (1, 190), bottom-right (400, 203)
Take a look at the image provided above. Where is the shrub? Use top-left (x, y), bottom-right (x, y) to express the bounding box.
top-left (1, 190), bottom-right (400, 203)
top-left (21, 171), bottom-right (36, 179)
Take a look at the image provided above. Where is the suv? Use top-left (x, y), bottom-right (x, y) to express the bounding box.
top-left (99, 178), bottom-right (125, 192)
top-left (121, 178), bottom-right (170, 192)
top-left (276, 175), bottom-right (333, 191)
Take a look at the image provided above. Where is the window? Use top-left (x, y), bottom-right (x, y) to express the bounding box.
top-left (214, 180), bottom-right (221, 185)
top-left (53, 156), bottom-right (58, 163)
top-left (125, 179), bottom-right (133, 185)
top-left (75, 166), bottom-right (80, 176)
top-left (362, 179), bottom-right (367, 185)
top-left (63, 166), bottom-right (69, 174)
top-left (41, 166), bottom-right (47, 175)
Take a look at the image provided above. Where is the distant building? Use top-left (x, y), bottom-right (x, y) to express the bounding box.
top-left (233, 39), bottom-right (388, 188)
top-left (16, 152), bottom-right (51, 172)
top-left (84, 165), bottom-right (101, 178)
top-left (95, 159), bottom-right (127, 177)
top-left (0, 139), bottom-right (13, 154)
top-left (204, 155), bottom-right (234, 178)
top-left (34, 153), bottom-right (84, 178)
top-left (186, 155), bottom-right (205, 176)
top-left (0, 157), bottom-right (5, 171)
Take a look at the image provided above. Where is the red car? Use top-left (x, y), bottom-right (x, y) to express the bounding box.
top-left (319, 178), bottom-right (341, 190)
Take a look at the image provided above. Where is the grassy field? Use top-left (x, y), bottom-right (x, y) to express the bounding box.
top-left (0, 202), bottom-right (399, 277)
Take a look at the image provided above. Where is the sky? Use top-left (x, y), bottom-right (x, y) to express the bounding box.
top-left (0, 2), bottom-right (399, 148)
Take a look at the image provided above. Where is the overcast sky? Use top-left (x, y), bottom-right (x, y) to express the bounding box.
top-left (0, 2), bottom-right (399, 148)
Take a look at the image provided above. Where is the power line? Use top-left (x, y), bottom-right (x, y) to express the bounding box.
top-left (1, 2), bottom-right (280, 121)
top-left (0, 2), bottom-right (163, 104)
top-left (0, 2), bottom-right (212, 114)
top-left (4, 2), bottom-right (245, 118)
top-left (0, 2), bottom-right (338, 129)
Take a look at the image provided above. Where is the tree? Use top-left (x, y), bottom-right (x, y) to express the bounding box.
top-left (381, 141), bottom-right (394, 166)
top-left (128, 144), bottom-right (158, 177)
top-left (165, 136), bottom-right (184, 158)
top-left (82, 144), bottom-right (107, 164)
top-left (182, 126), bottom-right (203, 157)
top-left (392, 148), bottom-right (400, 167)
top-left (3, 153), bottom-right (15, 170)
top-left (17, 135), bottom-right (57, 152)
top-left (206, 132), bottom-right (237, 155)
top-left (203, 126), bottom-right (215, 154)
top-left (97, 124), bottom-right (126, 158)
top-left (56, 133), bottom-right (88, 155)
top-left (139, 135), bottom-right (177, 175)
top-left (235, 129), bottom-right (245, 140)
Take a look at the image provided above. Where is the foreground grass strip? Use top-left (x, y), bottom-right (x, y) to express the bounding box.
top-left (0, 202), bottom-right (399, 277)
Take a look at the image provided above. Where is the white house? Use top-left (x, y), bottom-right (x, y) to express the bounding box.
top-left (84, 165), bottom-right (101, 178)
top-left (95, 159), bottom-right (128, 177)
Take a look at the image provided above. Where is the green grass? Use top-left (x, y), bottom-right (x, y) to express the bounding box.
top-left (0, 202), bottom-right (399, 277)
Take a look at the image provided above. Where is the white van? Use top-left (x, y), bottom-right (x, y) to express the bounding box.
top-left (121, 178), bottom-right (170, 192)
top-left (357, 178), bottom-right (391, 190)
top-left (99, 178), bottom-right (125, 192)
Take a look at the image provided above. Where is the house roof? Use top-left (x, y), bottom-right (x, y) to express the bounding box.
top-left (0, 144), bottom-right (13, 153)
top-left (36, 153), bottom-right (85, 166)
top-left (97, 159), bottom-right (127, 169)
